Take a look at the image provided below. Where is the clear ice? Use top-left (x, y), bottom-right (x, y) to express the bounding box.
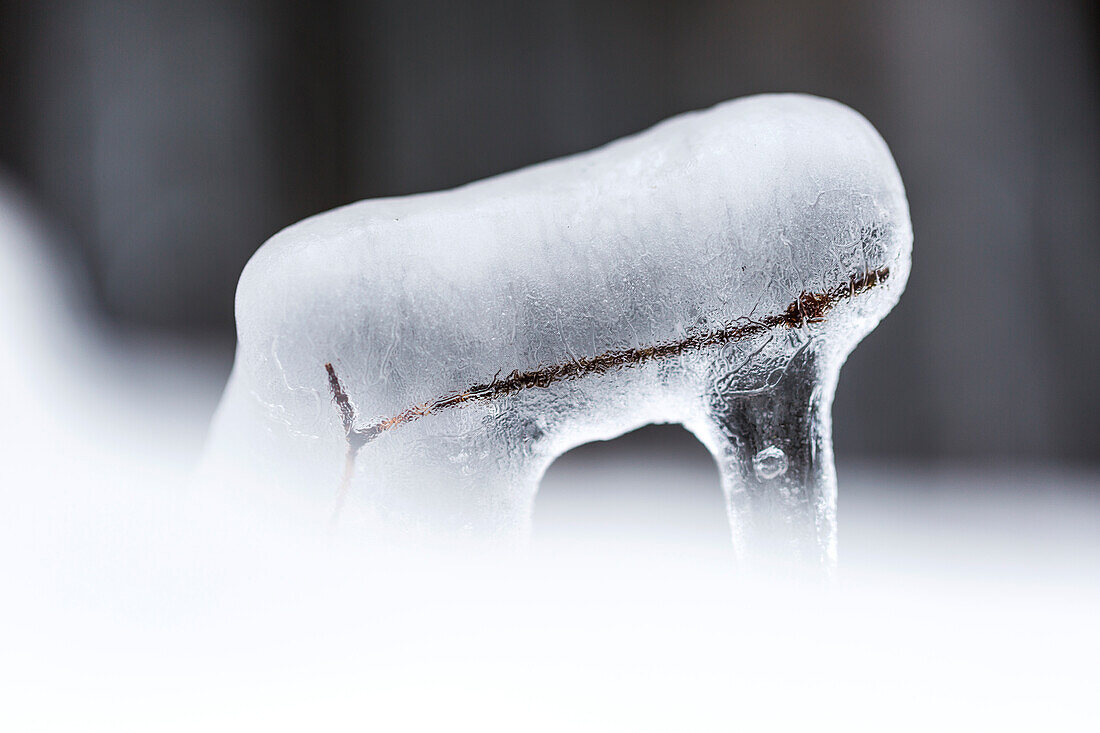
top-left (201, 94), bottom-right (912, 570)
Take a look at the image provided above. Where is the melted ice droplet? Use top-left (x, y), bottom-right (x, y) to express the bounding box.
top-left (753, 446), bottom-right (789, 480)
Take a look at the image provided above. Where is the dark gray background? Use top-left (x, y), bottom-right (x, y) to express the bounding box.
top-left (1, 0), bottom-right (1097, 462)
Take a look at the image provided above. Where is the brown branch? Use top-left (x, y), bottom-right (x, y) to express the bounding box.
top-left (324, 362), bottom-right (366, 528)
top-left (326, 266), bottom-right (889, 450)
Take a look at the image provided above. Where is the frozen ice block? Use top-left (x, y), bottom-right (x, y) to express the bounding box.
top-left (201, 94), bottom-right (912, 570)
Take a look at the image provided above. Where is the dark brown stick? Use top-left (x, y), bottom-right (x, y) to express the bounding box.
top-left (326, 266), bottom-right (889, 448)
top-left (323, 266), bottom-right (889, 523)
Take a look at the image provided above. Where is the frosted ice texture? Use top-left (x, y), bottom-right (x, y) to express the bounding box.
top-left (201, 94), bottom-right (912, 569)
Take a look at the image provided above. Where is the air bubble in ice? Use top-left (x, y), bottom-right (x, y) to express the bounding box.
top-left (753, 446), bottom-right (789, 481)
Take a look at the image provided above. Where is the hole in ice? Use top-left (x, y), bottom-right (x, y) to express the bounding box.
top-left (534, 425), bottom-right (728, 554)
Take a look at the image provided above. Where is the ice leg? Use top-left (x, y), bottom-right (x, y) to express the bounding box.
top-left (692, 345), bottom-right (839, 573)
top-left (337, 443), bottom-right (543, 549)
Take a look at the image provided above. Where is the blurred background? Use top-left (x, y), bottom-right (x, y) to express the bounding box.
top-left (0, 0), bottom-right (1097, 463)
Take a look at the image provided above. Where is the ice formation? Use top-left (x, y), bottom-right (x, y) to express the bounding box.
top-left (201, 94), bottom-right (911, 569)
